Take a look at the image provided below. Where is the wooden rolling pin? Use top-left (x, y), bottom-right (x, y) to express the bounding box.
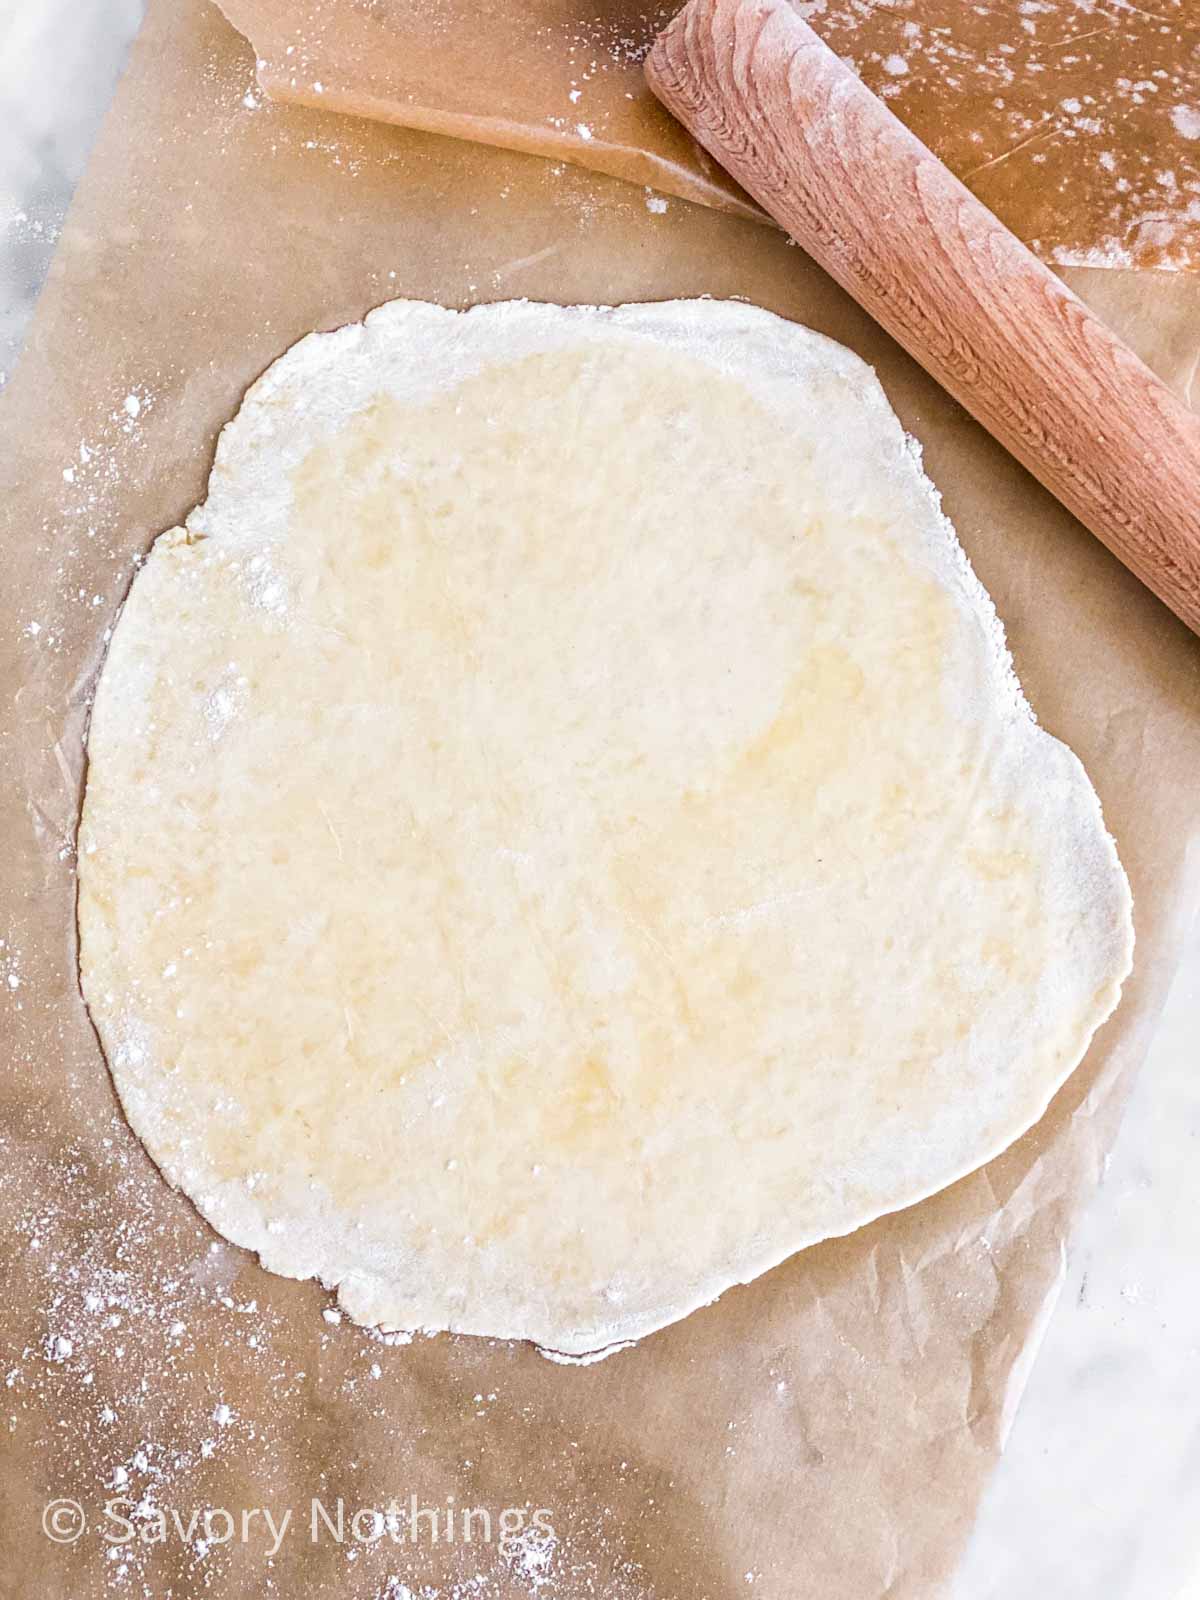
top-left (645, 0), bottom-right (1200, 637)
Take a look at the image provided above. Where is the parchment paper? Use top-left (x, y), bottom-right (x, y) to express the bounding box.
top-left (218, 0), bottom-right (1200, 269)
top-left (1, 1), bottom-right (1199, 1595)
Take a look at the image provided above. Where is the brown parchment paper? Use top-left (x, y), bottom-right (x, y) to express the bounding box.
top-left (218, 0), bottom-right (1200, 269)
top-left (1, 1), bottom-right (1199, 1596)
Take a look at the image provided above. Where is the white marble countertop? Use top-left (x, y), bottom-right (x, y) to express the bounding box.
top-left (3, 5), bottom-right (1198, 1594)
top-left (954, 916), bottom-right (1200, 1600)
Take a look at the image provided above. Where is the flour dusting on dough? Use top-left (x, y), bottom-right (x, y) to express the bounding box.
top-left (78, 299), bottom-right (1133, 1359)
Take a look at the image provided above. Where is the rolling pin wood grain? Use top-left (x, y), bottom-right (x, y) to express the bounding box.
top-left (646, 0), bottom-right (1200, 637)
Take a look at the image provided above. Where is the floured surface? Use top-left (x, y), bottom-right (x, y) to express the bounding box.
top-left (218, 0), bottom-right (1200, 268)
top-left (78, 299), bottom-right (1132, 1356)
top-left (809, 0), bottom-right (1200, 271)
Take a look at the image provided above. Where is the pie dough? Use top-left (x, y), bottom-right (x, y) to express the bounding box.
top-left (78, 299), bottom-right (1133, 1357)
